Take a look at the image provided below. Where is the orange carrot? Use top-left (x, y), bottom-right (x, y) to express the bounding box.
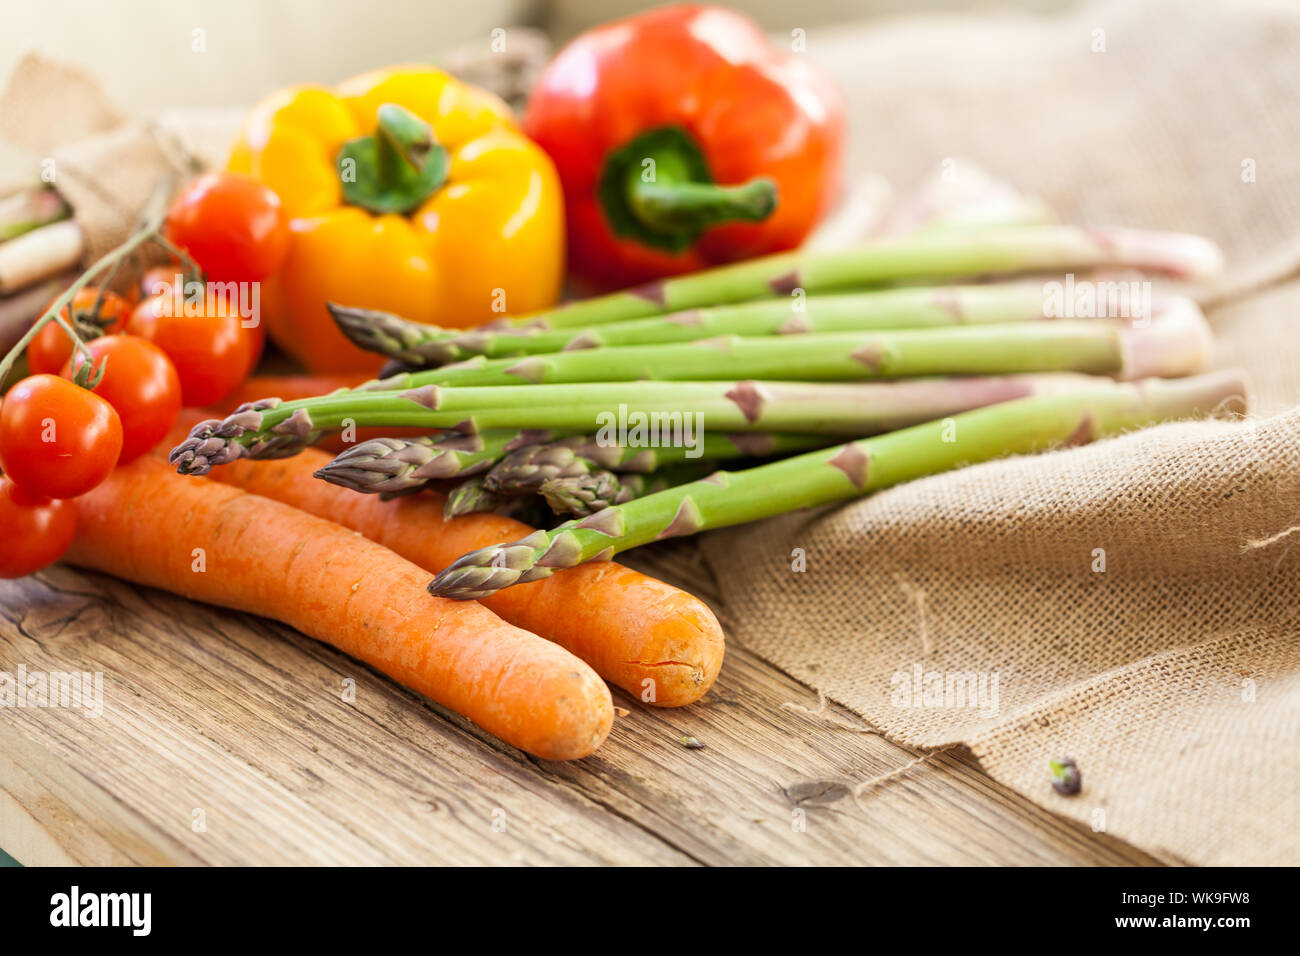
top-left (67, 457), bottom-right (614, 760)
top-left (165, 412), bottom-right (726, 706)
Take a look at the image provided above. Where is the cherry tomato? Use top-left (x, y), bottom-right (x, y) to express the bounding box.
top-left (138, 264), bottom-right (182, 302)
top-left (128, 290), bottom-right (263, 406)
top-left (164, 171), bottom-right (290, 282)
top-left (62, 335), bottom-right (181, 463)
top-left (27, 287), bottom-right (132, 375)
top-left (0, 375), bottom-right (123, 499)
top-left (0, 476), bottom-right (78, 578)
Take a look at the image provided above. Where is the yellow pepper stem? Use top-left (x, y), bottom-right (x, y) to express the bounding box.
top-left (337, 103), bottom-right (448, 215)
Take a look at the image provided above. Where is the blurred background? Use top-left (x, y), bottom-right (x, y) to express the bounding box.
top-left (0, 0), bottom-right (1077, 113)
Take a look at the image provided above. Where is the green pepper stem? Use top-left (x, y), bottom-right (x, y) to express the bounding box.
top-left (338, 103), bottom-right (447, 216)
top-left (597, 125), bottom-right (779, 253)
top-left (627, 177), bottom-right (777, 234)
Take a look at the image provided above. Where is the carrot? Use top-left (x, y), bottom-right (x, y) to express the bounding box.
top-left (166, 412), bottom-right (725, 706)
top-left (211, 374), bottom-right (434, 451)
top-left (66, 457), bottom-right (615, 760)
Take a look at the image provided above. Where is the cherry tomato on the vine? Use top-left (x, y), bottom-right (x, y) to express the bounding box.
top-left (138, 265), bottom-right (182, 302)
top-left (164, 171), bottom-right (290, 282)
top-left (0, 375), bottom-right (123, 499)
top-left (128, 291), bottom-right (263, 407)
top-left (62, 335), bottom-right (181, 463)
top-left (0, 476), bottom-right (78, 578)
top-left (27, 287), bottom-right (132, 376)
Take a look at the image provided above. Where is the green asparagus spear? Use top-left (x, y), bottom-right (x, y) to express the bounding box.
top-left (334, 284), bottom-right (1065, 366)
top-left (428, 370), bottom-right (1250, 599)
top-left (330, 224), bottom-right (1221, 357)
top-left (170, 373), bottom-right (1121, 474)
top-left (314, 429), bottom-right (562, 495)
top-left (484, 431), bottom-right (830, 495)
top-left (541, 464), bottom-right (714, 518)
top-left (442, 476), bottom-right (505, 519)
top-left (373, 308), bottom-right (1209, 389)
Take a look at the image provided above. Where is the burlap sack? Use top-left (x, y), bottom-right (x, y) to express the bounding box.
top-left (0, 52), bottom-right (242, 259)
top-left (686, 0), bottom-right (1300, 865)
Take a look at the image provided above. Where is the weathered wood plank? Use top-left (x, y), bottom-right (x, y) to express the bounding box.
top-left (0, 564), bottom-right (1159, 865)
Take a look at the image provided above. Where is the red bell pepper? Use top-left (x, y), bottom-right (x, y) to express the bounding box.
top-left (523, 4), bottom-right (845, 291)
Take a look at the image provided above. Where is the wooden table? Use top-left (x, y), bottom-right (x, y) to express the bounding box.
top-left (0, 553), bottom-right (1160, 866)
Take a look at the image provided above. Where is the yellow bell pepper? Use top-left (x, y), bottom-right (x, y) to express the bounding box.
top-left (229, 66), bottom-right (565, 372)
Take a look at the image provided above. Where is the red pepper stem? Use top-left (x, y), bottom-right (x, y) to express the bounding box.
top-left (627, 177), bottom-right (778, 234)
top-left (598, 126), bottom-right (779, 253)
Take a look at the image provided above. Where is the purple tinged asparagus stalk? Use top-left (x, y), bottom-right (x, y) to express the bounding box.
top-left (428, 370), bottom-right (1251, 599)
top-left (314, 429), bottom-right (561, 495)
top-left (330, 225), bottom-right (1223, 365)
top-left (540, 464), bottom-right (713, 518)
top-left (370, 304), bottom-right (1212, 388)
top-left (329, 283), bottom-right (1059, 366)
top-left (484, 431), bottom-right (830, 495)
top-left (169, 372), bottom-right (1139, 475)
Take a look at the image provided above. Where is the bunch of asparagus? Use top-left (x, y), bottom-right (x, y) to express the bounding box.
top-left (169, 223), bottom-right (1249, 598)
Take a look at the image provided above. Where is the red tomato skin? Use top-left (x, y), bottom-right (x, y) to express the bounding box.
top-left (164, 171), bottom-right (291, 282)
top-left (0, 375), bottom-right (123, 499)
top-left (27, 288), bottom-right (132, 375)
top-left (127, 292), bottom-right (262, 407)
top-left (0, 477), bottom-right (78, 578)
top-left (62, 335), bottom-right (182, 463)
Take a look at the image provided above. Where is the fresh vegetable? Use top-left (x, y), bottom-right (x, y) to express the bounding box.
top-left (209, 372), bottom-right (424, 453)
top-left (66, 456), bottom-right (615, 760)
top-left (1050, 758), bottom-right (1083, 795)
top-left (61, 335), bottom-right (181, 462)
top-left (329, 283), bottom-right (1055, 367)
top-left (128, 288), bottom-right (263, 406)
top-left (163, 171), bottom-right (290, 281)
top-left (443, 475), bottom-right (508, 519)
top-left (137, 264), bottom-right (181, 301)
top-left (0, 476), bottom-right (77, 578)
top-left (0, 374), bottom-right (123, 498)
top-left (540, 466), bottom-right (704, 518)
top-left (483, 432), bottom-right (827, 496)
top-left (428, 371), bottom-right (1249, 599)
top-left (0, 220), bottom-right (84, 295)
top-left (179, 432), bottom-right (726, 706)
top-left (344, 310), bottom-right (1211, 388)
top-left (169, 373), bottom-right (1139, 472)
top-left (228, 66), bottom-right (565, 372)
top-left (523, 4), bottom-right (845, 289)
top-left (329, 224), bottom-right (1224, 363)
top-left (0, 189), bottom-right (70, 243)
top-left (315, 430), bottom-right (550, 496)
top-left (27, 286), bottom-right (131, 375)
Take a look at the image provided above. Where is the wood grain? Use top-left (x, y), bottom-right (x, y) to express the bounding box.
top-left (0, 563), bottom-right (1161, 866)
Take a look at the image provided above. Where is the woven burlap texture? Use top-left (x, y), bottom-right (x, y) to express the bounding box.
top-left (0, 52), bottom-right (240, 260)
top-left (697, 0), bottom-right (1300, 865)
